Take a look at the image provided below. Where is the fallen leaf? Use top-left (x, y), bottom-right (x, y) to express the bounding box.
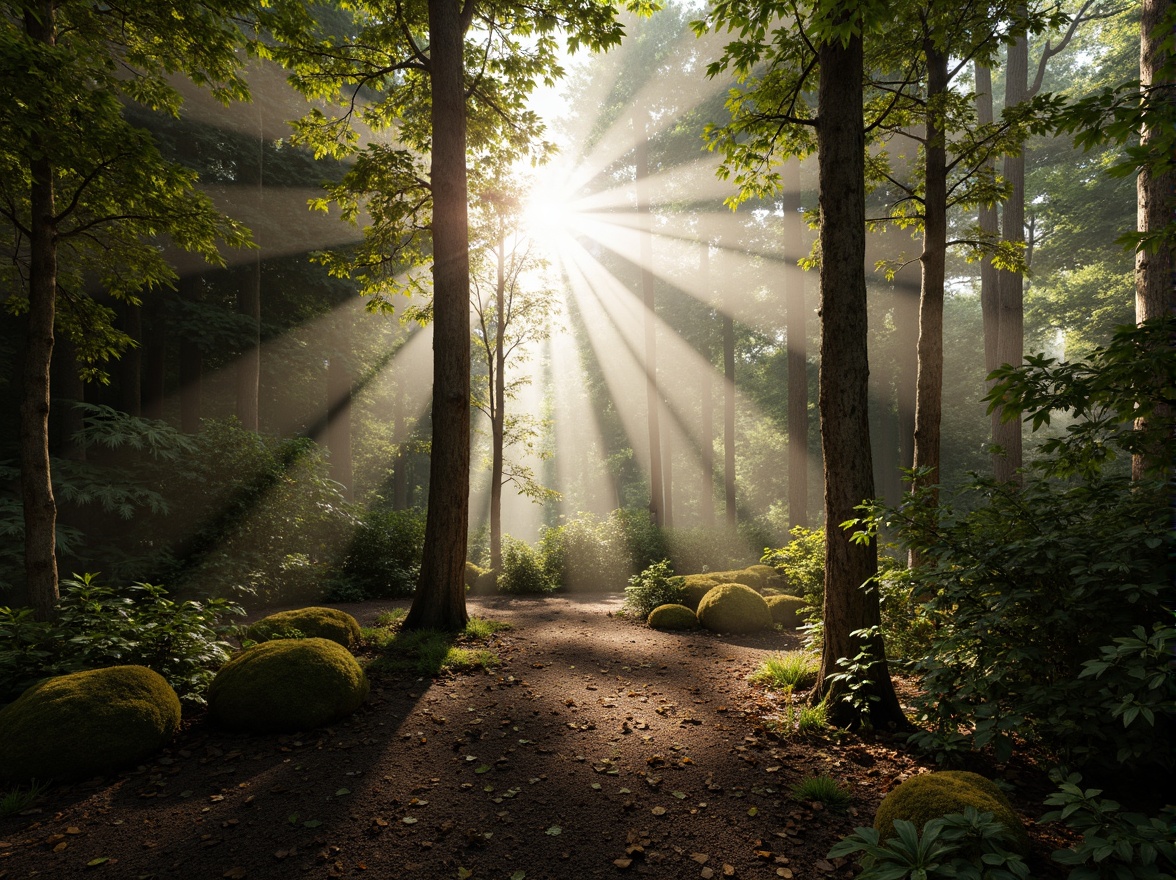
top-left (475, 765), bottom-right (491, 774)
top-left (672, 791), bottom-right (687, 800)
top-left (651, 806), bottom-right (667, 816)
top-left (66, 827), bottom-right (81, 835)
top-left (815, 860), bottom-right (835, 873)
top-left (223, 869), bottom-right (247, 879)
top-left (302, 819), bottom-right (322, 828)
top-left (545, 826), bottom-right (562, 836)
top-left (700, 868), bottom-right (714, 879)
top-left (53, 842), bottom-right (67, 852)
top-left (691, 853), bottom-right (709, 864)
top-left (402, 817), bottom-right (418, 825)
top-left (335, 788), bottom-right (350, 797)
top-left (776, 870), bottom-right (793, 878)
top-left (510, 872), bottom-right (526, 880)
top-left (613, 858), bottom-right (632, 869)
top-left (747, 807), bottom-right (759, 817)
top-left (458, 868), bottom-right (473, 879)
top-left (85, 857), bottom-right (110, 868)
top-left (723, 865), bottom-right (735, 876)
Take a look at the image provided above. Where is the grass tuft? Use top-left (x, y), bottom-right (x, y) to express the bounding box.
top-left (749, 651), bottom-right (818, 690)
top-left (791, 774), bottom-right (852, 810)
top-left (365, 614), bottom-right (508, 676)
top-left (0, 780), bottom-right (48, 818)
top-left (374, 608), bottom-right (406, 627)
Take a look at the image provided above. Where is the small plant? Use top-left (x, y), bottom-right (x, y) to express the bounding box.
top-left (828, 808), bottom-right (1030, 880)
top-left (374, 608), bottom-right (406, 627)
top-left (792, 775), bottom-right (852, 810)
top-left (367, 616), bottom-right (508, 676)
top-left (750, 652), bottom-right (819, 690)
top-left (772, 695), bottom-right (830, 737)
top-left (0, 780), bottom-right (48, 818)
top-left (464, 616), bottom-right (512, 639)
top-left (622, 560), bottom-right (684, 619)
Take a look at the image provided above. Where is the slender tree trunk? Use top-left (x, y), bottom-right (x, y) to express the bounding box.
top-left (975, 63), bottom-right (1001, 380)
top-left (405, 0), bottom-right (471, 632)
top-left (236, 260), bottom-right (261, 431)
top-left (118, 302), bottom-right (142, 417)
top-left (785, 161), bottom-right (808, 529)
top-left (179, 276), bottom-right (203, 434)
top-left (699, 242), bottom-right (716, 527)
top-left (327, 310), bottom-right (353, 499)
top-left (723, 312), bottom-right (736, 527)
top-left (143, 296), bottom-right (166, 421)
top-left (1134, 0), bottom-right (1175, 479)
top-left (811, 30), bottom-right (905, 730)
top-left (19, 2), bottom-right (59, 620)
top-left (993, 35), bottom-right (1028, 483)
top-left (635, 123), bottom-right (663, 527)
top-left (490, 240), bottom-right (507, 573)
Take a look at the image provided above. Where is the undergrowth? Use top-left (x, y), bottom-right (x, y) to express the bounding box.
top-left (365, 615), bottom-right (510, 676)
top-left (750, 652), bottom-right (819, 690)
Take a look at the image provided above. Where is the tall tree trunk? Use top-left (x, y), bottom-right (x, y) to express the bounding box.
top-left (811, 29), bottom-right (905, 730)
top-left (236, 260), bottom-right (261, 431)
top-left (142, 296), bottom-right (166, 421)
top-left (179, 276), bottom-right (203, 434)
top-left (635, 122), bottom-right (663, 527)
top-left (699, 242), bottom-right (716, 527)
top-left (993, 35), bottom-right (1028, 483)
top-left (19, 1), bottom-right (59, 620)
top-left (405, 0), bottom-right (471, 632)
top-left (785, 161), bottom-right (808, 529)
top-left (1134, 0), bottom-right (1175, 479)
top-left (490, 240), bottom-right (507, 573)
top-left (118, 301), bottom-right (142, 417)
top-left (975, 63), bottom-right (1001, 379)
top-left (723, 312), bottom-right (736, 527)
top-left (327, 310), bottom-right (353, 500)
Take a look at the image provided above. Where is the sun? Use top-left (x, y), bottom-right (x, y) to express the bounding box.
top-left (519, 170), bottom-right (580, 247)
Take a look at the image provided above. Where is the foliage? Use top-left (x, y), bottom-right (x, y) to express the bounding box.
top-left (762, 526), bottom-right (825, 613)
top-left (335, 508), bottom-right (427, 600)
top-left (750, 652), bottom-right (818, 691)
top-left (771, 696), bottom-right (829, 737)
top-left (792, 775), bottom-right (852, 810)
top-left (367, 617), bottom-right (508, 676)
top-left (1041, 771), bottom-right (1176, 880)
top-left (0, 779), bottom-right (47, 818)
top-left (828, 808), bottom-right (1030, 880)
top-left (540, 512), bottom-right (633, 592)
top-left (0, 574), bottom-right (242, 706)
top-left (498, 537), bottom-right (556, 595)
top-left (622, 560), bottom-right (684, 619)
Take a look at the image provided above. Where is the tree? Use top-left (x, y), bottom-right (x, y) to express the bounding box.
top-left (697, 0), bottom-right (906, 728)
top-left (274, 0), bottom-right (641, 630)
top-left (0, 0), bottom-right (254, 618)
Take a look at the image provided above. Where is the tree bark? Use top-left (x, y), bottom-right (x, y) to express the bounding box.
top-left (236, 260), bottom-right (261, 432)
top-left (785, 161), bottom-right (808, 529)
top-left (179, 276), bottom-right (203, 434)
top-left (635, 122), bottom-right (663, 528)
top-left (811, 30), bottom-right (905, 730)
top-left (20, 1), bottom-right (60, 620)
top-left (723, 311), bottom-right (736, 528)
top-left (405, 0), bottom-right (471, 632)
top-left (699, 242), bottom-right (716, 527)
top-left (993, 35), bottom-right (1028, 483)
top-left (975, 63), bottom-right (1001, 379)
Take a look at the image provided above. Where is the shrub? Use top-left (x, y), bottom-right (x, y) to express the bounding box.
top-left (464, 561), bottom-right (487, 589)
top-left (622, 560), bottom-right (684, 619)
top-left (765, 594), bottom-right (807, 628)
top-left (662, 526), bottom-right (752, 574)
top-left (337, 507), bottom-right (427, 599)
top-left (498, 537), bottom-right (555, 594)
top-left (247, 607), bottom-right (361, 649)
top-left (0, 575), bottom-right (241, 706)
top-left (679, 574), bottom-right (722, 611)
top-left (874, 771), bottom-right (1028, 855)
top-left (761, 526), bottom-right (825, 606)
top-left (0, 666), bottom-right (181, 782)
top-left (696, 583), bottom-right (773, 634)
top-left (647, 603), bottom-right (698, 631)
top-left (208, 638), bottom-right (368, 733)
top-left (540, 513), bottom-right (631, 592)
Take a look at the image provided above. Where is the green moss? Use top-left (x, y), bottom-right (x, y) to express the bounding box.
top-left (874, 771), bottom-right (1028, 855)
top-left (679, 575), bottom-right (721, 611)
top-left (0, 665), bottom-right (181, 782)
top-left (208, 638), bottom-right (369, 733)
top-left (464, 561), bottom-right (487, 589)
top-left (766, 594), bottom-right (807, 628)
top-left (247, 607), bottom-right (361, 650)
top-left (647, 603), bottom-right (699, 631)
top-left (696, 583), bottom-right (773, 634)
top-left (746, 564), bottom-right (786, 591)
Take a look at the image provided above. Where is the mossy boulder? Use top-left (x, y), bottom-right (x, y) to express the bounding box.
top-left (766, 594), bottom-right (807, 628)
top-left (746, 564), bottom-right (786, 591)
top-left (696, 583), bottom-right (773, 634)
top-left (208, 638), bottom-right (369, 733)
top-left (874, 771), bottom-right (1029, 854)
top-left (247, 606), bottom-right (361, 650)
top-left (648, 603), bottom-right (699, 631)
top-left (0, 665), bottom-right (181, 782)
top-left (680, 575), bottom-right (722, 611)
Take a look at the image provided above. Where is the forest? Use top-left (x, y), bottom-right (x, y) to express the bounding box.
top-left (0, 0), bottom-right (1172, 877)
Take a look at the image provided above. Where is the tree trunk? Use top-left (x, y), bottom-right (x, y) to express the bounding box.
top-left (635, 123), bottom-right (663, 527)
top-left (327, 310), bottom-right (353, 499)
top-left (785, 161), bottom-right (808, 529)
top-left (179, 276), bottom-right (203, 434)
top-left (143, 296), bottom-right (166, 421)
top-left (699, 242), bottom-right (716, 527)
top-left (19, 1), bottom-right (60, 620)
top-left (993, 36), bottom-right (1027, 483)
top-left (1134, 0), bottom-right (1175, 479)
top-left (236, 260), bottom-right (261, 432)
top-left (118, 301), bottom-right (142, 418)
top-left (723, 311), bottom-right (736, 527)
top-left (490, 240), bottom-right (507, 573)
top-left (405, 0), bottom-right (471, 632)
top-left (811, 30), bottom-right (905, 730)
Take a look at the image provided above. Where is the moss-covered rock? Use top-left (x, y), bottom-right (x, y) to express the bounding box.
top-left (874, 771), bottom-right (1028, 854)
top-left (247, 606), bottom-right (361, 650)
top-left (680, 575), bottom-right (722, 611)
top-left (746, 564), bottom-right (786, 591)
top-left (208, 638), bottom-right (369, 733)
top-left (766, 594), bottom-right (807, 628)
top-left (647, 603), bottom-right (699, 631)
top-left (696, 583), bottom-right (773, 634)
top-left (0, 665), bottom-right (181, 782)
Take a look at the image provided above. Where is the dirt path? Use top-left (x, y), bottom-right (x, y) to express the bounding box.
top-left (0, 595), bottom-right (928, 880)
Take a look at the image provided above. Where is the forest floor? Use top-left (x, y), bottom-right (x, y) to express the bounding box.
top-left (0, 594), bottom-right (1072, 880)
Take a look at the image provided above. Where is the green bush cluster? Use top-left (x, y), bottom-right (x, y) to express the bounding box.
top-left (333, 507), bottom-right (427, 600)
top-left (498, 537), bottom-right (556, 594)
top-left (0, 575), bottom-right (242, 706)
top-left (622, 560), bottom-right (685, 618)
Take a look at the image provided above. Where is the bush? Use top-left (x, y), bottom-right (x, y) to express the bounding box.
top-left (874, 771), bottom-right (1029, 855)
top-left (765, 594), bottom-right (807, 628)
top-left (679, 574), bottom-right (722, 611)
top-left (498, 537), bottom-right (555, 594)
top-left (762, 526), bottom-right (825, 609)
top-left (247, 607), bottom-right (362, 649)
top-left (0, 666), bottom-right (181, 782)
top-left (750, 652), bottom-right (818, 690)
top-left (647, 603), bottom-right (698, 631)
top-left (0, 574), bottom-right (242, 706)
top-left (662, 526), bottom-right (753, 575)
top-left (464, 561), bottom-right (487, 589)
top-left (696, 583), bottom-right (773, 634)
top-left (208, 638), bottom-right (369, 733)
top-left (540, 513), bottom-right (631, 592)
top-left (336, 507), bottom-right (427, 599)
top-left (622, 560), bottom-right (684, 619)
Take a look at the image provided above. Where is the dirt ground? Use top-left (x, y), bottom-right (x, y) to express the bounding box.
top-left (0, 594), bottom-right (1070, 880)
